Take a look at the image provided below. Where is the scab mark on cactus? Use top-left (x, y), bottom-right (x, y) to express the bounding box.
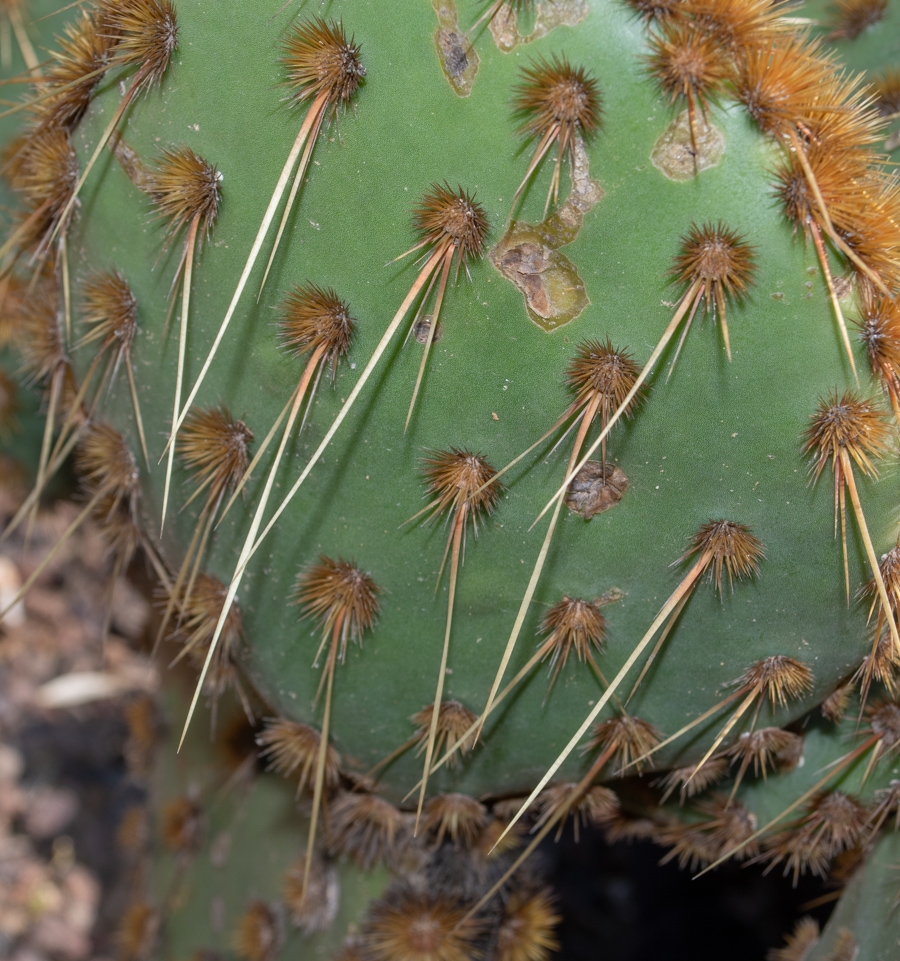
top-left (109, 132), bottom-right (149, 188)
top-left (564, 461), bottom-right (628, 518)
top-left (651, 109), bottom-right (724, 182)
top-left (491, 139), bottom-right (601, 331)
top-left (488, 0), bottom-right (588, 53)
top-left (431, 1), bottom-right (479, 97)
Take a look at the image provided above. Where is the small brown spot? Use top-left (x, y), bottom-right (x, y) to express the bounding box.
top-left (413, 315), bottom-right (443, 344)
top-left (651, 109), bottom-right (725, 181)
top-left (432, 1), bottom-right (479, 96)
top-left (110, 131), bottom-right (150, 188)
top-left (564, 462), bottom-right (628, 518)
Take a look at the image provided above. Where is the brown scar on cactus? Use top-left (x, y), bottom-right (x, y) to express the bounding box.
top-left (651, 109), bottom-right (725, 182)
top-left (491, 135), bottom-right (601, 331)
top-left (478, 0), bottom-right (589, 54)
top-left (431, 0), bottom-right (479, 97)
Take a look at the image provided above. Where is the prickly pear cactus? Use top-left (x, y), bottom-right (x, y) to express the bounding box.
top-left (4, 0), bottom-right (900, 956)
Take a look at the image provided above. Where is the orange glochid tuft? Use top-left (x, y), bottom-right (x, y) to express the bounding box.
top-left (512, 54), bottom-right (602, 154)
top-left (413, 183), bottom-right (489, 271)
top-left (735, 655), bottom-right (814, 708)
top-left (80, 269), bottom-right (138, 354)
top-left (803, 390), bottom-right (892, 483)
top-left (363, 887), bottom-right (485, 961)
top-left (277, 282), bottom-right (356, 373)
top-left (681, 519), bottom-right (765, 594)
top-left (622, 0), bottom-right (683, 24)
top-left (644, 21), bottom-right (731, 115)
top-left (179, 405), bottom-right (253, 506)
top-left (233, 900), bottom-right (281, 961)
top-left (660, 795), bottom-right (759, 870)
top-left (827, 0), bottom-right (887, 39)
top-left (146, 144), bottom-right (221, 243)
top-left (865, 698), bottom-right (900, 748)
top-left (495, 888), bottom-right (561, 961)
top-left (670, 222), bottom-right (757, 314)
top-left (115, 902), bottom-right (159, 961)
top-left (681, 0), bottom-right (786, 50)
top-left (160, 795), bottom-right (205, 855)
top-left (294, 556), bottom-right (380, 661)
top-left (565, 338), bottom-right (644, 418)
top-left (768, 917), bottom-right (821, 961)
top-left (422, 793), bottom-right (488, 848)
top-left (653, 758), bottom-right (729, 803)
top-left (584, 714), bottom-right (662, 775)
top-left (36, 10), bottom-right (115, 131)
top-left (280, 17), bottom-right (365, 115)
top-left (256, 718), bottom-right (341, 795)
top-left (102, 0), bottom-right (178, 91)
top-left (856, 292), bottom-right (900, 419)
top-left (326, 791), bottom-right (405, 870)
top-left (410, 700), bottom-right (477, 767)
top-left (536, 782), bottom-right (619, 838)
top-left (725, 728), bottom-right (804, 780)
top-left (539, 595), bottom-right (607, 681)
top-left (871, 67), bottom-right (900, 118)
top-left (75, 422), bottom-right (139, 499)
top-left (420, 447), bottom-right (503, 526)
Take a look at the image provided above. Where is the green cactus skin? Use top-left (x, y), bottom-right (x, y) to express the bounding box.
top-left (4, 0), bottom-right (900, 956)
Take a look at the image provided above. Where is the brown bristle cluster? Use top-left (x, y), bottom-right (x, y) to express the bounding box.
top-left (864, 698), bottom-right (900, 748)
top-left (644, 22), bottom-right (731, 115)
top-left (660, 795), bottom-right (759, 870)
top-left (654, 757), bottom-right (729, 803)
top-left (872, 67), bottom-right (900, 118)
top-left (282, 850), bottom-right (338, 934)
top-left (102, 0), bottom-right (178, 91)
top-left (80, 268), bottom-right (138, 354)
top-left (682, 519), bottom-right (765, 594)
top-left (362, 887), bottom-right (484, 961)
top-left (34, 11), bottom-right (114, 130)
top-left (855, 292), bottom-right (900, 419)
top-left (179, 405), bottom-right (253, 507)
top-left (768, 917), bottom-right (821, 961)
top-left (536, 783), bottom-right (618, 839)
top-left (726, 728), bottom-right (804, 780)
top-left (853, 632), bottom-right (899, 698)
top-left (682, 0), bottom-right (785, 51)
top-left (494, 888), bottom-right (561, 961)
top-left (160, 795), bottom-right (205, 855)
top-left (734, 33), bottom-right (835, 140)
top-left (146, 145), bottom-right (221, 243)
top-left (326, 791), bottom-right (406, 869)
top-left (762, 791), bottom-right (868, 884)
top-left (565, 338), bottom-right (644, 418)
top-left (821, 682), bottom-right (853, 722)
top-left (233, 901), bottom-right (281, 961)
top-left (827, 0), bottom-right (887, 39)
top-left (6, 125), bottom-right (79, 254)
top-left (277, 282), bottom-right (356, 370)
top-left (736, 655), bottom-right (814, 708)
top-left (294, 556), bottom-right (380, 661)
top-left (75, 422), bottom-right (139, 500)
top-left (512, 54), bottom-right (602, 153)
top-left (115, 902), bottom-right (160, 961)
top-left (670, 222), bottom-right (757, 315)
top-left (281, 17), bottom-right (365, 115)
top-left (539, 594), bottom-right (607, 686)
top-left (409, 700), bottom-right (477, 768)
top-left (422, 793), bottom-right (487, 848)
top-left (256, 718), bottom-right (341, 795)
top-left (172, 572), bottom-right (245, 709)
top-left (420, 447), bottom-right (503, 526)
top-left (412, 183), bottom-right (489, 268)
top-left (584, 714), bottom-right (661, 775)
top-left (803, 390), bottom-right (892, 483)
top-left (622, 0), bottom-right (681, 24)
